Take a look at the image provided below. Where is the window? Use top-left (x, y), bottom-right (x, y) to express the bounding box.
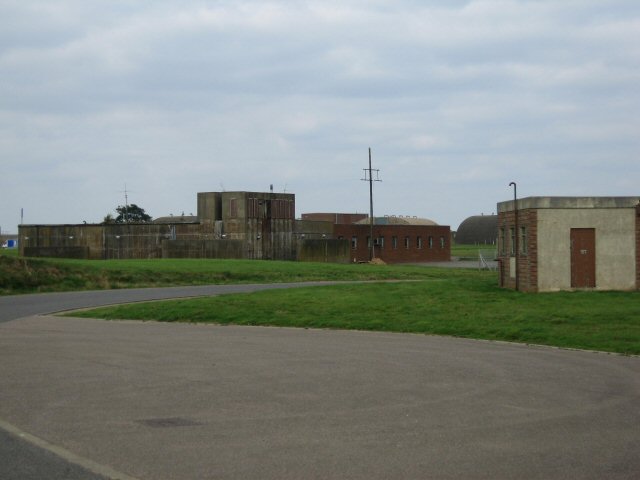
top-left (510, 227), bottom-right (515, 256)
top-left (378, 236), bottom-right (385, 249)
top-left (440, 236), bottom-right (445, 248)
top-left (417, 236), bottom-right (423, 249)
top-left (520, 226), bottom-right (527, 254)
top-left (428, 236), bottom-right (433, 249)
top-left (499, 228), bottom-right (506, 255)
top-left (404, 236), bottom-right (410, 249)
top-left (392, 236), bottom-right (398, 249)
top-left (367, 236), bottom-right (371, 248)
top-left (351, 236), bottom-right (358, 249)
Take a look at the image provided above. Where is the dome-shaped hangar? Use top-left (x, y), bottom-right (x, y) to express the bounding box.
top-left (456, 215), bottom-right (497, 244)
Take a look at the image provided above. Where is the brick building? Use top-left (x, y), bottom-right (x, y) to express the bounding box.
top-left (497, 196), bottom-right (640, 292)
top-left (330, 216), bottom-right (451, 263)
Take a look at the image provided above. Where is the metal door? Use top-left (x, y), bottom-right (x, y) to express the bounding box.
top-left (571, 228), bottom-right (596, 288)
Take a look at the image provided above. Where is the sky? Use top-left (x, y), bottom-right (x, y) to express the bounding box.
top-left (1, 0), bottom-right (639, 234)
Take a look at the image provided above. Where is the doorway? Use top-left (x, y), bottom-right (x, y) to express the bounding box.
top-left (571, 228), bottom-right (596, 288)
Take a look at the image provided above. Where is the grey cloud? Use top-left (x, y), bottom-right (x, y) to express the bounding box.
top-left (1, 0), bottom-right (639, 231)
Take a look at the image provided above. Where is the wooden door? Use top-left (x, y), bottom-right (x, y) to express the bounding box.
top-left (571, 228), bottom-right (596, 288)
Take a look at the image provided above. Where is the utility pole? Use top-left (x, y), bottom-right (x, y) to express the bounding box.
top-left (120, 184), bottom-right (130, 224)
top-left (361, 148), bottom-right (381, 261)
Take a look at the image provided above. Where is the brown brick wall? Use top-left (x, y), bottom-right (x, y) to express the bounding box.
top-left (334, 224), bottom-right (451, 263)
top-left (497, 209), bottom-right (538, 292)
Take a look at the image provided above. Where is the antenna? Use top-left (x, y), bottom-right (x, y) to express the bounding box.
top-left (119, 184), bottom-right (133, 224)
top-left (361, 147), bottom-right (382, 260)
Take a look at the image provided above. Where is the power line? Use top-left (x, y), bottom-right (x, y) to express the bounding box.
top-left (361, 148), bottom-right (382, 260)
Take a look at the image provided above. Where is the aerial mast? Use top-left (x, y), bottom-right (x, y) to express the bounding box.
top-left (361, 148), bottom-right (381, 260)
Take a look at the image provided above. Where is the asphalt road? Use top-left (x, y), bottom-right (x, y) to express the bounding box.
top-left (0, 282), bottom-right (339, 324)
top-left (1, 285), bottom-right (639, 479)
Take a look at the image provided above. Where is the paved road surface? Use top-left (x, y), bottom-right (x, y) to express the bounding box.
top-left (0, 282), bottom-right (339, 324)
top-left (1, 285), bottom-right (639, 479)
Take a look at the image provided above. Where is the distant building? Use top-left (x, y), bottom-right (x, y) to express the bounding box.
top-left (497, 196), bottom-right (640, 292)
top-left (301, 213), bottom-right (368, 224)
top-left (315, 214), bottom-right (451, 263)
top-left (455, 215), bottom-right (497, 245)
top-left (1, 232), bottom-right (18, 249)
top-left (18, 191), bottom-right (348, 263)
top-left (18, 191), bottom-right (452, 264)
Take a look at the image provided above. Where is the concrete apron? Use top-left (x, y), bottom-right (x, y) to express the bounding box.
top-left (1, 315), bottom-right (639, 480)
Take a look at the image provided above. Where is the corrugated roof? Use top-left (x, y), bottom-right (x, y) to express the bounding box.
top-left (455, 215), bottom-right (497, 244)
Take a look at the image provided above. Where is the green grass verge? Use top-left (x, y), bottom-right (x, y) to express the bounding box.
top-left (451, 243), bottom-right (496, 259)
top-left (68, 271), bottom-right (640, 355)
top-left (0, 255), bottom-right (458, 295)
top-left (1, 246), bottom-right (491, 294)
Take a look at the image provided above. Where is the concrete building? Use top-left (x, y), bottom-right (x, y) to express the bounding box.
top-left (18, 191), bottom-right (451, 264)
top-left (18, 190), bottom-right (349, 263)
top-left (497, 196), bottom-right (640, 292)
top-left (197, 191), bottom-right (297, 260)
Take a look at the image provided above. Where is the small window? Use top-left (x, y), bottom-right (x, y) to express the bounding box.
top-left (520, 226), bottom-right (527, 254)
top-left (428, 236), bottom-right (433, 249)
top-left (392, 236), bottom-right (398, 249)
top-left (367, 236), bottom-right (371, 248)
top-left (378, 236), bottom-right (385, 249)
top-left (510, 227), bottom-right (515, 256)
top-left (440, 236), bottom-right (445, 248)
top-left (499, 228), bottom-right (506, 255)
top-left (417, 236), bottom-right (423, 249)
top-left (404, 236), bottom-right (410, 249)
top-left (351, 236), bottom-right (358, 249)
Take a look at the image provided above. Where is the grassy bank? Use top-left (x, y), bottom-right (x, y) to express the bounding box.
top-left (69, 272), bottom-right (640, 355)
top-left (0, 254), bottom-right (457, 295)
top-left (0, 245), bottom-right (492, 294)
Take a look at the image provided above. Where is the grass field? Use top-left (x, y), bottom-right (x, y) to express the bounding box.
top-left (6, 249), bottom-right (639, 354)
top-left (0, 253), bottom-right (457, 295)
top-left (1, 245), bottom-right (490, 295)
top-left (69, 270), bottom-right (640, 355)
top-left (451, 243), bottom-right (496, 259)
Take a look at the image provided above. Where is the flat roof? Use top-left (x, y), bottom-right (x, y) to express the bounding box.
top-left (497, 196), bottom-right (640, 212)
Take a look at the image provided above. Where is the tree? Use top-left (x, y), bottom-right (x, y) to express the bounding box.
top-left (114, 204), bottom-right (152, 224)
top-left (102, 213), bottom-right (115, 224)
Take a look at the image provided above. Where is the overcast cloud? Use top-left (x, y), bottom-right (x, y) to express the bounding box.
top-left (1, 0), bottom-right (639, 233)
